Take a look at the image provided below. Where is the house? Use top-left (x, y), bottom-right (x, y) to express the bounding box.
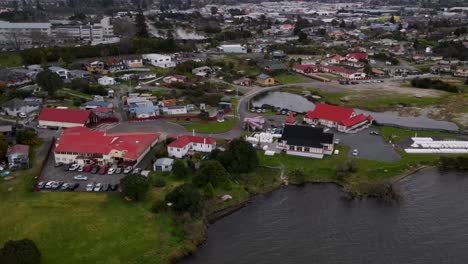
top-left (6, 144), bottom-right (29, 169)
top-left (122, 55), bottom-right (143, 68)
top-left (219, 44), bottom-right (247, 54)
top-left (162, 75), bottom-right (190, 84)
top-left (98, 76), bottom-right (116, 86)
top-left (69, 69), bottom-right (90, 79)
top-left (293, 64), bottom-right (319, 74)
top-left (38, 108), bottom-right (97, 128)
top-left (327, 54), bottom-right (344, 64)
top-left (142, 54), bottom-right (176, 68)
top-left (1, 98), bottom-right (41, 116)
top-left (167, 135), bottom-right (216, 158)
top-left (256, 74), bottom-right (275, 86)
top-left (346, 52), bottom-right (368, 63)
top-left (162, 106), bottom-right (187, 115)
top-left (53, 126), bottom-right (160, 167)
top-left (192, 66), bottom-right (212, 76)
top-left (129, 105), bottom-right (159, 118)
top-left (49, 66), bottom-right (70, 79)
top-left (258, 61), bottom-right (288, 71)
top-left (320, 65), bottom-right (366, 79)
top-left (272, 50), bottom-right (286, 60)
top-left (303, 103), bottom-right (373, 133)
top-left (80, 100), bottom-right (113, 110)
top-left (138, 72), bottom-right (157, 80)
top-left (233, 77), bottom-right (252, 86)
top-left (153, 158), bottom-right (174, 172)
top-left (0, 125), bottom-right (12, 136)
top-left (158, 99), bottom-right (177, 107)
top-left (454, 66), bottom-right (468, 77)
top-left (278, 125), bottom-right (334, 159)
top-left (85, 60), bottom-right (108, 74)
top-left (0, 68), bottom-right (32, 87)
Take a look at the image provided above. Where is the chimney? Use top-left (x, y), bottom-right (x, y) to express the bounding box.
top-left (204, 138), bottom-right (206, 144)
top-left (192, 129), bottom-right (195, 136)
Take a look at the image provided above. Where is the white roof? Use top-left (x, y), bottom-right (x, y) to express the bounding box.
top-left (0, 20), bottom-right (50, 29)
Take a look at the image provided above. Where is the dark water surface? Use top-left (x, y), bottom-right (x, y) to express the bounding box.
top-left (181, 168), bottom-right (468, 264)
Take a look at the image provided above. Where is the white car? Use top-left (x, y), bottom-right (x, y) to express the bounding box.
top-left (93, 183), bottom-right (102, 192)
top-left (69, 164), bottom-right (80, 171)
top-left (132, 168), bottom-right (141, 174)
top-left (18, 112), bottom-right (27, 118)
top-left (37, 124), bottom-right (48, 129)
top-left (86, 183), bottom-right (94, 192)
top-left (74, 175), bottom-right (88, 181)
top-left (123, 166), bottom-right (133, 174)
top-left (334, 138), bottom-right (340, 144)
top-left (45, 181), bottom-right (55, 189)
top-left (352, 149), bottom-right (359, 156)
top-left (107, 168), bottom-right (115, 175)
top-left (77, 166), bottom-right (84, 172)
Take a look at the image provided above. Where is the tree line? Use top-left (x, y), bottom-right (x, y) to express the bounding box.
top-left (410, 78), bottom-right (460, 93)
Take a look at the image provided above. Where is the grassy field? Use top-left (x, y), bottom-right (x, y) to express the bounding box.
top-left (274, 73), bottom-right (306, 84)
top-left (0, 52), bottom-right (23, 67)
top-left (58, 89), bottom-right (93, 100)
top-left (182, 117), bottom-right (238, 134)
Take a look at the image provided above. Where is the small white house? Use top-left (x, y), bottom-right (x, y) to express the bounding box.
top-left (98, 76), bottom-right (116, 86)
top-left (142, 54), bottom-right (176, 68)
top-left (49, 66), bottom-right (70, 79)
top-left (220, 44), bottom-right (247, 54)
top-left (167, 135), bottom-right (216, 158)
top-left (153, 158), bottom-right (174, 172)
top-left (162, 106), bottom-right (187, 115)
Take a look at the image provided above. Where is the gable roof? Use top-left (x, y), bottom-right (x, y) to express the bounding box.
top-left (340, 113), bottom-right (373, 127)
top-left (167, 135), bottom-right (216, 149)
top-left (305, 103), bottom-right (354, 123)
top-left (346, 52), bottom-right (368, 60)
top-left (257, 73), bottom-right (271, 80)
top-left (7, 144), bottom-right (29, 156)
top-left (280, 125), bottom-right (334, 148)
top-left (38, 108), bottom-right (92, 125)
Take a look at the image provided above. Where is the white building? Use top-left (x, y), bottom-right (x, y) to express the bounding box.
top-left (49, 66), bottom-right (70, 79)
top-left (98, 76), bottom-right (116, 86)
top-left (167, 135), bottom-right (216, 158)
top-left (142, 54), bottom-right (176, 68)
top-left (153, 158), bottom-right (174, 172)
top-left (162, 106), bottom-right (187, 115)
top-left (53, 17), bottom-right (116, 43)
top-left (220, 44), bottom-right (247, 53)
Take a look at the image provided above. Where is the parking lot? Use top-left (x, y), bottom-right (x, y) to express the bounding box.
top-left (38, 150), bottom-right (127, 192)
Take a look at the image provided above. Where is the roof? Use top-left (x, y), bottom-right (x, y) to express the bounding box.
top-left (286, 112), bottom-right (296, 124)
top-left (280, 125), bottom-right (334, 148)
top-left (257, 73), bottom-right (271, 80)
top-left (38, 108), bottom-right (91, 125)
top-left (82, 101), bottom-right (112, 107)
top-left (0, 125), bottom-right (12, 133)
top-left (168, 135), bottom-right (216, 149)
top-left (293, 64), bottom-right (318, 71)
top-left (54, 127), bottom-right (160, 161)
top-left (7, 144), bottom-right (29, 156)
top-left (2, 98), bottom-right (40, 109)
top-left (340, 113), bottom-right (373, 127)
top-left (160, 99), bottom-right (177, 106)
top-left (0, 21), bottom-right (50, 29)
top-left (346, 52), bottom-right (368, 60)
top-left (321, 65), bottom-right (359, 75)
top-left (155, 158), bottom-right (174, 166)
top-left (305, 103), bottom-right (354, 123)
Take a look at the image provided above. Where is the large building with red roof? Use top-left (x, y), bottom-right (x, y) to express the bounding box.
top-left (38, 108), bottom-right (98, 128)
top-left (167, 135), bottom-right (216, 158)
top-left (304, 103), bottom-right (373, 133)
top-left (54, 127), bottom-right (160, 167)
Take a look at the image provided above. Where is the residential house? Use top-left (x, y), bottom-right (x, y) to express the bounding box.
top-left (293, 64), bottom-right (319, 74)
top-left (162, 75), bottom-right (190, 84)
top-left (346, 52), bottom-right (368, 63)
top-left (233, 77), bottom-right (252, 86)
top-left (320, 65), bottom-right (366, 80)
top-left (219, 44), bottom-right (247, 54)
top-left (6, 144), bottom-right (29, 169)
top-left (167, 135), bottom-right (216, 158)
top-left (303, 103), bottom-right (373, 133)
top-left (454, 66), bottom-right (468, 77)
top-left (1, 98), bottom-right (41, 116)
top-left (98, 76), bottom-right (116, 86)
top-left (0, 125), bottom-right (12, 136)
top-left (256, 74), bottom-right (275, 86)
top-left (153, 158), bottom-right (174, 172)
top-left (158, 99), bottom-right (177, 107)
top-left (327, 54), bottom-right (345, 64)
top-left (81, 100), bottom-right (113, 110)
top-left (278, 125), bottom-right (334, 159)
top-left (69, 69), bottom-right (90, 79)
top-left (138, 72), bottom-right (157, 80)
top-left (272, 50), bottom-right (286, 60)
top-left (53, 126), bottom-right (160, 167)
top-left (258, 61), bottom-right (288, 72)
top-left (49, 66), bottom-right (70, 79)
top-left (85, 61), bottom-right (108, 75)
top-left (192, 66), bottom-right (212, 78)
top-left (162, 106), bottom-right (187, 115)
top-left (122, 55), bottom-right (144, 68)
top-left (142, 54), bottom-right (176, 68)
top-left (38, 108), bottom-right (97, 128)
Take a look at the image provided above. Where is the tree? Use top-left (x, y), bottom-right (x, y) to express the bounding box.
top-left (165, 183), bottom-right (203, 216)
top-left (210, 6), bottom-right (218, 15)
top-left (135, 12), bottom-right (149, 38)
top-left (35, 70), bottom-right (63, 96)
top-left (172, 159), bottom-right (189, 179)
top-left (203, 182), bottom-right (215, 198)
top-left (289, 168), bottom-right (305, 186)
top-left (58, 57), bottom-right (67, 68)
top-left (339, 20), bottom-right (346, 28)
top-left (16, 130), bottom-right (40, 146)
top-left (0, 239), bottom-right (41, 264)
top-left (217, 138), bottom-right (259, 174)
top-left (298, 32), bottom-right (308, 43)
top-left (193, 160), bottom-right (227, 188)
top-left (0, 134), bottom-right (7, 161)
top-left (120, 174), bottom-right (149, 201)
top-left (390, 15), bottom-right (396, 24)
top-left (364, 64), bottom-right (373, 76)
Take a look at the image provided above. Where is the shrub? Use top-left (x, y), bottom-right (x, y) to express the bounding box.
top-left (150, 199), bottom-right (166, 213)
top-left (154, 177), bottom-right (166, 188)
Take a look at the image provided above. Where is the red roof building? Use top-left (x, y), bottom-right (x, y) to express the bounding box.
top-left (38, 108), bottom-right (96, 128)
top-left (293, 64), bottom-right (319, 74)
top-left (286, 112), bottom-right (296, 125)
top-left (304, 103), bottom-right (373, 132)
top-left (346, 52), bottom-right (369, 62)
top-left (54, 127), bottom-right (160, 166)
top-left (320, 65), bottom-right (366, 80)
top-left (167, 135), bottom-right (216, 158)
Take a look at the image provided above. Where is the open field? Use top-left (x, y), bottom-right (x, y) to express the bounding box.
top-left (0, 52), bottom-right (23, 67)
top-left (181, 117), bottom-right (238, 134)
top-left (274, 73), bottom-right (307, 84)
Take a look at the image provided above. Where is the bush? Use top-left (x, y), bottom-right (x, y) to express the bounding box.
top-left (165, 183), bottom-right (204, 216)
top-left (172, 159), bottom-right (190, 179)
top-left (410, 78), bottom-right (459, 93)
top-left (0, 239), bottom-right (41, 264)
top-left (120, 174), bottom-right (149, 201)
top-left (154, 177), bottom-right (166, 188)
top-left (289, 168), bottom-right (305, 185)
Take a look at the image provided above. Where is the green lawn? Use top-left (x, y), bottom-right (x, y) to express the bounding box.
top-left (0, 52), bottom-right (23, 67)
top-left (274, 73), bottom-right (306, 84)
top-left (183, 117), bottom-right (238, 134)
top-left (58, 88), bottom-right (93, 100)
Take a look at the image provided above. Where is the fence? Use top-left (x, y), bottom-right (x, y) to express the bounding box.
top-left (33, 137), bottom-right (55, 192)
top-left (374, 121), bottom-right (468, 136)
top-left (128, 114), bottom-right (217, 122)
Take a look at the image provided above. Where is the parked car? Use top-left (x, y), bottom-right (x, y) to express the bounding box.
top-left (99, 166), bottom-right (108, 175)
top-left (115, 167), bottom-right (122, 174)
top-left (132, 168), bottom-right (141, 174)
top-left (84, 165), bottom-right (93, 172)
top-left (51, 181), bottom-right (63, 190)
top-left (45, 181), bottom-right (54, 189)
top-left (37, 124), bottom-right (48, 129)
top-left (370, 131), bottom-right (379, 135)
top-left (86, 183), bottom-right (95, 192)
top-left (123, 166), bottom-right (133, 174)
top-left (37, 181), bottom-right (45, 189)
top-left (107, 167), bottom-right (115, 175)
top-left (91, 166), bottom-right (100, 174)
top-left (110, 183), bottom-right (119, 191)
top-left (94, 183), bottom-right (102, 192)
top-left (352, 149), bottom-right (359, 156)
top-left (334, 138), bottom-right (340, 144)
top-left (74, 175), bottom-right (88, 181)
top-left (102, 183), bottom-right (110, 192)
top-left (69, 164), bottom-right (80, 171)
top-left (18, 112), bottom-right (27, 118)
top-left (60, 183), bottom-right (72, 190)
top-left (69, 183), bottom-right (79, 191)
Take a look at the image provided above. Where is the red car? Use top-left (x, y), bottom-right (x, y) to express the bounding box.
top-left (84, 165), bottom-right (93, 172)
top-left (99, 166), bottom-right (108, 175)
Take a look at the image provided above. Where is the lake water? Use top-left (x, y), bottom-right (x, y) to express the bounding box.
top-left (252, 91), bottom-right (459, 131)
top-left (181, 168), bottom-right (468, 264)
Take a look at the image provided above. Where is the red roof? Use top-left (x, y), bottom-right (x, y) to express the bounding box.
top-left (167, 135), bottom-right (216, 149)
top-left (346, 52), bottom-right (368, 60)
top-left (305, 103), bottom-right (354, 123)
top-left (286, 112), bottom-right (296, 124)
top-left (7, 144), bottom-right (29, 156)
top-left (54, 127), bottom-right (160, 160)
top-left (329, 54), bottom-right (344, 60)
top-left (321, 65), bottom-right (358, 75)
top-left (293, 64), bottom-right (318, 71)
top-left (340, 113), bottom-right (372, 127)
top-left (38, 108), bottom-right (91, 125)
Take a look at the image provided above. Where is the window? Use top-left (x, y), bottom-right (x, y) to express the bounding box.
top-left (289, 145), bottom-right (295, 150)
top-left (304, 147), bottom-right (310, 152)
